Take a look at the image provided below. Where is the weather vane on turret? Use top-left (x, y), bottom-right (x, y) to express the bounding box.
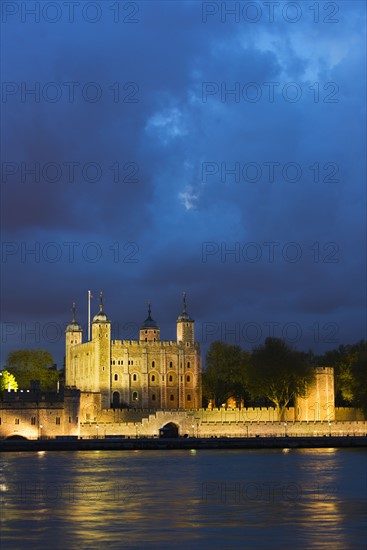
top-left (182, 291), bottom-right (187, 314)
top-left (99, 291), bottom-right (103, 311)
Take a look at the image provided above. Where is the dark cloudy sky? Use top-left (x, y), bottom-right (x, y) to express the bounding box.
top-left (1, 0), bottom-right (366, 368)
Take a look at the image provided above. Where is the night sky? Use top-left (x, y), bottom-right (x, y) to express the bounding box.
top-left (1, 0), bottom-right (366, 368)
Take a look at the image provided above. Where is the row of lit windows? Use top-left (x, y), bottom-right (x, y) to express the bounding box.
top-left (113, 374), bottom-right (192, 383)
top-left (111, 360), bottom-right (191, 368)
top-left (9, 417), bottom-right (73, 425)
top-left (131, 392), bottom-right (192, 402)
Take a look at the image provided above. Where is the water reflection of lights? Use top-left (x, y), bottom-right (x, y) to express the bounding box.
top-left (37, 451), bottom-right (46, 457)
top-left (299, 448), bottom-right (338, 454)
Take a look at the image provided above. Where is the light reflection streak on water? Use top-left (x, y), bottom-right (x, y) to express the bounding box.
top-left (0, 449), bottom-right (366, 549)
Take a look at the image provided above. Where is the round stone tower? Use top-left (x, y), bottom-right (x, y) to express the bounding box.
top-left (65, 303), bottom-right (83, 386)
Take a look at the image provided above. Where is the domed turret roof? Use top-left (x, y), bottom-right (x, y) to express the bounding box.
top-left (140, 302), bottom-right (159, 329)
top-left (66, 303), bottom-right (82, 332)
top-left (177, 292), bottom-right (193, 322)
top-left (92, 292), bottom-right (109, 323)
top-left (92, 311), bottom-right (109, 323)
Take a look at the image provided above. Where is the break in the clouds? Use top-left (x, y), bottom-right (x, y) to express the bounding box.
top-left (0, 0), bottom-right (366, 367)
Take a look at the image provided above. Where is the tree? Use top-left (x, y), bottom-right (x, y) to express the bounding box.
top-left (246, 337), bottom-right (315, 420)
top-left (202, 341), bottom-right (248, 407)
top-left (5, 349), bottom-right (59, 391)
top-left (0, 370), bottom-right (18, 392)
top-left (317, 340), bottom-right (367, 415)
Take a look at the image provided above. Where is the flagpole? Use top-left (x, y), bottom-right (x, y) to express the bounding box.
top-left (88, 290), bottom-right (91, 341)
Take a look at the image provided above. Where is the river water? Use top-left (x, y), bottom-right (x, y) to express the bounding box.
top-left (0, 448), bottom-right (366, 549)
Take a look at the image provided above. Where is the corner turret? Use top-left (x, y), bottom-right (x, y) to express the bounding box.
top-left (177, 292), bottom-right (194, 345)
top-left (65, 302), bottom-right (83, 386)
top-left (140, 301), bottom-right (160, 342)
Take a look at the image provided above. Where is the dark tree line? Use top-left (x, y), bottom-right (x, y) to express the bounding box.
top-left (2, 349), bottom-right (59, 392)
top-left (202, 338), bottom-right (367, 419)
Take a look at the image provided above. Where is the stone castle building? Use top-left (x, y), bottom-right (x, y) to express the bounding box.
top-left (3, 291), bottom-right (360, 442)
top-left (65, 293), bottom-right (202, 410)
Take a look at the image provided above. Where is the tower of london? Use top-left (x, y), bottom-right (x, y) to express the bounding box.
top-left (65, 292), bottom-right (202, 410)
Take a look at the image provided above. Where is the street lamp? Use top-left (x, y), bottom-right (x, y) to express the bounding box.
top-left (284, 422), bottom-right (287, 437)
top-left (96, 425), bottom-right (99, 439)
top-left (192, 424), bottom-right (195, 438)
top-left (245, 425), bottom-right (249, 438)
top-left (39, 424), bottom-right (43, 440)
top-left (328, 421), bottom-right (331, 436)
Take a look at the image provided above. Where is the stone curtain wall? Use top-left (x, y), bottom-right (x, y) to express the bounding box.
top-left (79, 408), bottom-right (367, 439)
top-left (1, 397), bottom-right (366, 439)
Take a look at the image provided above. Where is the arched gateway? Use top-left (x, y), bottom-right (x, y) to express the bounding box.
top-left (159, 422), bottom-right (179, 438)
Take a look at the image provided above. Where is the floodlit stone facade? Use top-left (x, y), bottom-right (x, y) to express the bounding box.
top-left (65, 293), bottom-right (202, 410)
top-left (0, 388), bottom-right (80, 439)
top-left (295, 366), bottom-right (335, 421)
